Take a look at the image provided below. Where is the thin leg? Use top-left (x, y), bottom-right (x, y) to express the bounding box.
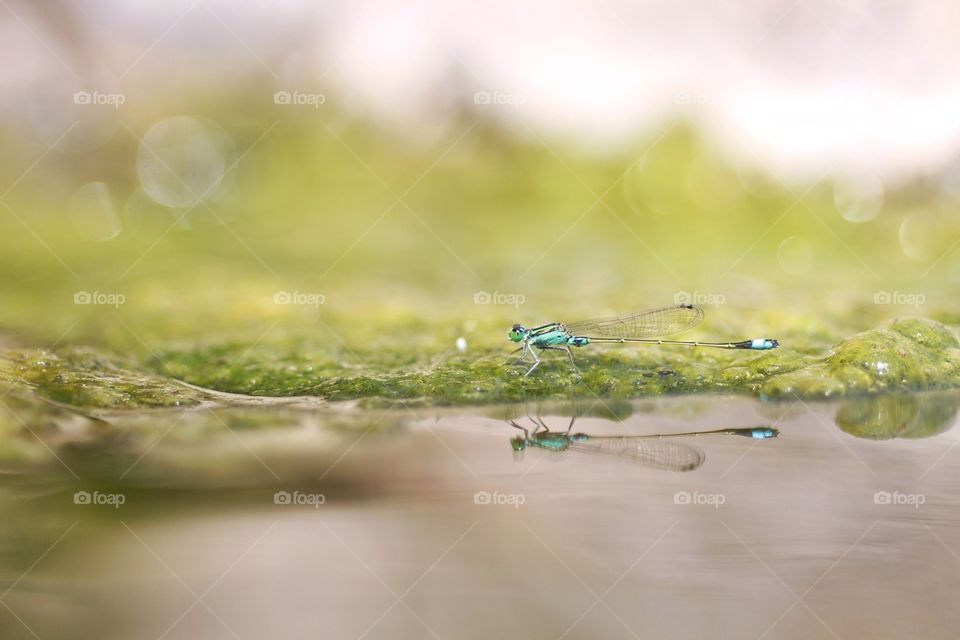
top-left (523, 348), bottom-right (542, 376)
top-left (508, 419), bottom-right (529, 438)
top-left (506, 346), bottom-right (526, 365)
top-left (532, 416), bottom-right (549, 433)
top-left (529, 416), bottom-right (546, 435)
top-left (561, 345), bottom-right (578, 373)
top-left (540, 346), bottom-right (578, 374)
top-left (563, 414), bottom-right (576, 436)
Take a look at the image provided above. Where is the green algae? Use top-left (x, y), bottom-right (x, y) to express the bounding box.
top-left (759, 318), bottom-right (960, 400)
top-left (0, 317), bottom-right (954, 409)
top-left (146, 318), bottom-right (958, 405)
top-left (0, 348), bottom-right (202, 409)
top-left (150, 341), bottom-right (781, 405)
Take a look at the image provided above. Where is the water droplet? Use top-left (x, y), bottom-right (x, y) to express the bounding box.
top-left (777, 236), bottom-right (813, 275)
top-left (833, 174), bottom-right (884, 223)
top-left (68, 182), bottom-right (121, 241)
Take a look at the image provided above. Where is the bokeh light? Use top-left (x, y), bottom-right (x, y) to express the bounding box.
top-left (137, 116), bottom-right (234, 208)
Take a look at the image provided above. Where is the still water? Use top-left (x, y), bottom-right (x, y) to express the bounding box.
top-left (2, 391), bottom-right (959, 639)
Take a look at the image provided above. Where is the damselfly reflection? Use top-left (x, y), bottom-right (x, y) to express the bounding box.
top-left (509, 415), bottom-right (778, 472)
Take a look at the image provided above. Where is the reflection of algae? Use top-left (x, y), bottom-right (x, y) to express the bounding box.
top-left (0, 389), bottom-right (402, 476)
top-left (835, 391), bottom-right (960, 440)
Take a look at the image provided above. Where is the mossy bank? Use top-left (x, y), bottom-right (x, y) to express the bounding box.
top-left (1, 317), bottom-right (956, 409)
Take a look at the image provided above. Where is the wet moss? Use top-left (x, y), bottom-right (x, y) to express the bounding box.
top-left (760, 318), bottom-right (960, 399)
top-left (0, 348), bottom-right (201, 409)
top-left (0, 317), bottom-right (956, 409)
top-left (163, 317), bottom-right (952, 405)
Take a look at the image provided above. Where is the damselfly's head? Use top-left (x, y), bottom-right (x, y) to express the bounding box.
top-left (510, 436), bottom-right (527, 451)
top-left (508, 324), bottom-right (527, 342)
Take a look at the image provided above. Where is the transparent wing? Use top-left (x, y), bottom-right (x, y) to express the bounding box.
top-left (567, 438), bottom-right (705, 472)
top-left (564, 304), bottom-right (704, 339)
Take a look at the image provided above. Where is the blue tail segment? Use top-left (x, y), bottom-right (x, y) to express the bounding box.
top-left (733, 338), bottom-right (779, 350)
top-left (728, 427), bottom-right (780, 438)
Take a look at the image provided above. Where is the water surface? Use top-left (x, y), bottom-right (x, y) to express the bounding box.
top-left (2, 391), bottom-right (959, 639)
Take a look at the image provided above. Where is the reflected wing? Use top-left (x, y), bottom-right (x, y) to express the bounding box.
top-left (564, 304), bottom-right (704, 339)
top-left (567, 439), bottom-right (705, 472)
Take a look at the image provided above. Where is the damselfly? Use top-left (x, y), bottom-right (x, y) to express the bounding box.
top-left (509, 415), bottom-right (779, 472)
top-left (508, 303), bottom-right (778, 376)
